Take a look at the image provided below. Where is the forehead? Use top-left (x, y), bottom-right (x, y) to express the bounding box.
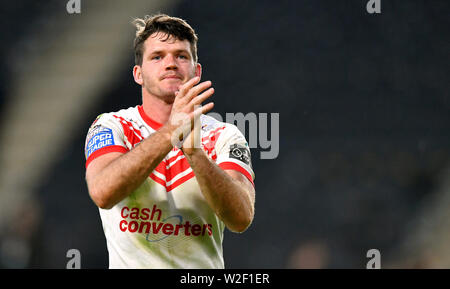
top-left (143, 32), bottom-right (191, 54)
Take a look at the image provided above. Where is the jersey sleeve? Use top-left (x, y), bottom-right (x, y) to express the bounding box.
top-left (84, 113), bottom-right (129, 168)
top-left (214, 124), bottom-right (255, 186)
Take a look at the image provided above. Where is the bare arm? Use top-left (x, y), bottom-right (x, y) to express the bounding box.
top-left (181, 104), bottom-right (255, 232)
top-left (183, 149), bottom-right (255, 233)
top-left (85, 125), bottom-right (174, 209)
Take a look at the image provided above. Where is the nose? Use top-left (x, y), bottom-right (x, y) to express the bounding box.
top-left (164, 54), bottom-right (178, 70)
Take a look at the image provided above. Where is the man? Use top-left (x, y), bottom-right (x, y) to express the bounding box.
top-left (84, 14), bottom-right (255, 269)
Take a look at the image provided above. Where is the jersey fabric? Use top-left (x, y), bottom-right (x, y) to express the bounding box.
top-left (84, 105), bottom-right (255, 269)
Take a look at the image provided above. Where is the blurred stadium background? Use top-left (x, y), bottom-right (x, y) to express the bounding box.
top-left (0, 0), bottom-right (448, 268)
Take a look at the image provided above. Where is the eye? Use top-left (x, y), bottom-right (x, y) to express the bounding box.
top-left (151, 55), bottom-right (161, 60)
top-left (178, 54), bottom-right (188, 59)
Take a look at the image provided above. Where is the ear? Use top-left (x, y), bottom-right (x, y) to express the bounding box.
top-left (195, 63), bottom-right (202, 79)
top-left (133, 65), bottom-right (143, 85)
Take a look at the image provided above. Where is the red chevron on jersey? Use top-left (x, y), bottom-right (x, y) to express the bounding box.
top-left (149, 172), bottom-right (166, 188)
top-left (113, 115), bottom-right (143, 148)
top-left (166, 150), bottom-right (184, 166)
top-left (165, 157), bottom-right (191, 184)
top-left (148, 149), bottom-right (194, 192)
top-left (166, 170), bottom-right (195, 192)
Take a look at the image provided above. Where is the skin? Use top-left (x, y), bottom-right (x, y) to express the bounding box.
top-left (85, 32), bottom-right (255, 233)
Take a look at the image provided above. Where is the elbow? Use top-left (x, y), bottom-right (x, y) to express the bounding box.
top-left (89, 187), bottom-right (115, 210)
top-left (228, 214), bottom-right (254, 233)
top-left (96, 199), bottom-right (114, 210)
top-left (229, 221), bottom-right (251, 233)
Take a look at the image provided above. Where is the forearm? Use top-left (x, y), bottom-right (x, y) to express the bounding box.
top-left (89, 125), bottom-right (174, 209)
top-left (184, 149), bottom-right (254, 232)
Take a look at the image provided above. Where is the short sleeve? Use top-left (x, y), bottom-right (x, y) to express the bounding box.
top-left (84, 113), bottom-right (128, 168)
top-left (214, 124), bottom-right (255, 186)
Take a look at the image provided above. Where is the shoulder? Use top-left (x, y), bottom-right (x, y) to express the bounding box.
top-left (201, 114), bottom-right (242, 136)
top-left (99, 106), bottom-right (138, 121)
top-left (201, 114), bottom-right (249, 156)
top-left (88, 106), bottom-right (139, 128)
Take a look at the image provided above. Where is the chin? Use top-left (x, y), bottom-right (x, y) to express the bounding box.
top-left (160, 91), bottom-right (176, 103)
top-left (144, 86), bottom-right (175, 103)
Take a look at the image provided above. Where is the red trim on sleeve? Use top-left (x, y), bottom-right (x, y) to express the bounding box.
top-left (218, 161), bottom-right (254, 186)
top-left (85, 145), bottom-right (128, 168)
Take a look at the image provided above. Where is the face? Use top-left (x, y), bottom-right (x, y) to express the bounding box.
top-left (133, 32), bottom-right (201, 103)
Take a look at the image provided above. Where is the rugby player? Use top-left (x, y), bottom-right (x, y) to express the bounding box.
top-left (84, 14), bottom-right (255, 268)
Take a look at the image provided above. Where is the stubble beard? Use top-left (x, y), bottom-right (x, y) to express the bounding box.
top-left (143, 77), bottom-right (177, 104)
top-left (143, 70), bottom-right (196, 104)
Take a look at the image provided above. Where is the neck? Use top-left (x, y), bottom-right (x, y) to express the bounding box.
top-left (141, 90), bottom-right (173, 125)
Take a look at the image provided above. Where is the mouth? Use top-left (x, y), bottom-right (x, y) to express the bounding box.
top-left (162, 74), bottom-right (182, 80)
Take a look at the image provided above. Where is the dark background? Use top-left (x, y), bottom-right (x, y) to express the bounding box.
top-left (0, 0), bottom-right (448, 268)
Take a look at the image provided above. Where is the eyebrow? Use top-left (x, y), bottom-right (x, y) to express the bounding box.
top-left (148, 49), bottom-right (191, 56)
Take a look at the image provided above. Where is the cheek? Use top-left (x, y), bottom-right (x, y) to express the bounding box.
top-left (182, 65), bottom-right (197, 79)
top-left (141, 68), bottom-right (156, 84)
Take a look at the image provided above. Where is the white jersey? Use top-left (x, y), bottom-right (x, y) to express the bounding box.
top-left (84, 105), bottom-right (255, 269)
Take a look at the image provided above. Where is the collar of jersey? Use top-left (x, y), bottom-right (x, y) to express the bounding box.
top-left (137, 105), bottom-right (163, 130)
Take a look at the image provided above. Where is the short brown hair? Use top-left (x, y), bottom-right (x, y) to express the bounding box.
top-left (132, 14), bottom-right (198, 66)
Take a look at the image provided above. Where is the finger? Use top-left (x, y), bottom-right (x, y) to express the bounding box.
top-left (178, 76), bottom-right (200, 96)
top-left (185, 81), bottom-right (212, 101)
top-left (188, 102), bottom-right (213, 119)
top-left (186, 102), bottom-right (214, 127)
top-left (192, 87), bottom-right (214, 105)
top-left (199, 102), bottom-right (215, 115)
